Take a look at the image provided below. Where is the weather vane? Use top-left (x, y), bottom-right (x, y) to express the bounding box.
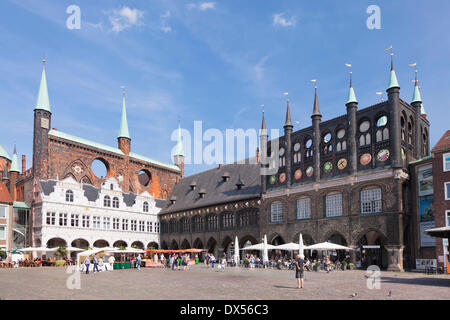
top-left (121, 85), bottom-right (126, 96)
top-left (310, 79), bottom-right (317, 89)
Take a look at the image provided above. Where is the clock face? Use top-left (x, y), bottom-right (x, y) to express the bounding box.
top-left (337, 158), bottom-right (347, 170)
top-left (279, 173), bottom-right (286, 183)
top-left (306, 166), bottom-right (314, 177)
top-left (377, 149), bottom-right (390, 162)
top-left (269, 175), bottom-right (276, 185)
top-left (323, 162), bottom-right (333, 173)
top-left (360, 153), bottom-right (372, 166)
top-left (295, 169), bottom-right (302, 180)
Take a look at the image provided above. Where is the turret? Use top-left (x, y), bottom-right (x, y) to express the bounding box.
top-left (32, 58), bottom-right (52, 180)
top-left (260, 110), bottom-right (268, 193)
top-left (9, 144), bottom-right (19, 201)
top-left (311, 86), bottom-right (322, 182)
top-left (346, 71), bottom-right (358, 175)
top-left (283, 96), bottom-right (293, 187)
top-left (117, 88), bottom-right (131, 155)
top-left (411, 69), bottom-right (423, 159)
top-left (386, 54), bottom-right (402, 169)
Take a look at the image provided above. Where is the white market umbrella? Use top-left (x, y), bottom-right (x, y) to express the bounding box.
top-left (241, 243), bottom-right (277, 251)
top-left (21, 247), bottom-right (56, 259)
top-left (234, 236), bottom-right (240, 266)
top-left (263, 235), bottom-right (269, 263)
top-left (272, 242), bottom-right (300, 250)
top-left (306, 242), bottom-right (352, 251)
top-left (299, 234), bottom-right (305, 259)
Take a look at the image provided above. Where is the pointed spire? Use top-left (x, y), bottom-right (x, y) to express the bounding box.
top-left (261, 109), bottom-right (266, 130)
top-left (35, 58), bottom-right (51, 112)
top-left (311, 86), bottom-right (322, 117)
top-left (174, 119), bottom-right (184, 157)
top-left (421, 104), bottom-right (427, 116)
top-left (284, 96), bottom-right (293, 128)
top-left (346, 71), bottom-right (358, 105)
top-left (387, 53), bottom-right (400, 90)
top-left (412, 70), bottom-right (422, 103)
top-left (9, 144), bottom-right (19, 173)
top-left (118, 87), bottom-right (131, 139)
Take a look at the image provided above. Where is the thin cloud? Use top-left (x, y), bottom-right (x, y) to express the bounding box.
top-left (107, 7), bottom-right (145, 33)
top-left (273, 13), bottom-right (296, 27)
top-left (187, 2), bottom-right (216, 11)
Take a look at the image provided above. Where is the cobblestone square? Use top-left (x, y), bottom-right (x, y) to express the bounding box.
top-left (0, 265), bottom-right (448, 300)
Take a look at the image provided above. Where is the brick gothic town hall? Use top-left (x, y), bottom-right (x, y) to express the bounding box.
top-left (160, 57), bottom-right (431, 272)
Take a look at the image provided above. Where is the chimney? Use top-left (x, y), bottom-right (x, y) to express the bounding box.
top-left (22, 155), bottom-right (26, 174)
top-left (218, 164), bottom-right (223, 169)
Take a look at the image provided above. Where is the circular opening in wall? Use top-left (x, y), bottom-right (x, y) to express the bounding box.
top-left (91, 159), bottom-right (108, 178)
top-left (323, 133), bottom-right (332, 143)
top-left (138, 169), bottom-right (152, 187)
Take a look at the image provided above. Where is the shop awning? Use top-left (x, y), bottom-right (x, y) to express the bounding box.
top-left (425, 226), bottom-right (450, 238)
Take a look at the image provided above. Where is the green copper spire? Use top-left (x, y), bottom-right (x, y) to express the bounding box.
top-left (118, 88), bottom-right (130, 139)
top-left (35, 59), bottom-right (51, 112)
top-left (387, 55), bottom-right (400, 90)
top-left (9, 144), bottom-right (19, 173)
top-left (0, 143), bottom-right (10, 160)
top-left (174, 120), bottom-right (184, 157)
top-left (412, 71), bottom-right (422, 103)
top-left (346, 73), bottom-right (358, 104)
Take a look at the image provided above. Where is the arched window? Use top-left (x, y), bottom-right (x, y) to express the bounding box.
top-left (408, 118), bottom-right (414, 145)
top-left (271, 202), bottom-right (283, 223)
top-left (239, 210), bottom-right (258, 227)
top-left (325, 193), bottom-right (342, 217)
top-left (143, 201), bottom-right (149, 213)
top-left (376, 115), bottom-right (389, 142)
top-left (401, 116), bottom-right (406, 141)
top-left (279, 148), bottom-right (286, 167)
top-left (65, 190), bottom-right (74, 202)
top-left (361, 188), bottom-right (382, 214)
top-left (359, 120), bottom-right (371, 146)
top-left (112, 197), bottom-right (119, 208)
top-left (192, 216), bottom-right (204, 232)
top-left (169, 219), bottom-right (178, 233)
top-left (293, 142), bottom-right (301, 163)
top-left (304, 138), bottom-right (313, 159)
top-left (104, 195), bottom-right (111, 207)
top-left (322, 132), bottom-right (333, 155)
top-left (181, 218), bottom-right (190, 233)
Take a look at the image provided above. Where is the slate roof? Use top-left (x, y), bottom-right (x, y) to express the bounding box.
top-left (160, 163), bottom-right (261, 215)
top-left (40, 180), bottom-right (57, 196)
top-left (432, 130), bottom-right (450, 152)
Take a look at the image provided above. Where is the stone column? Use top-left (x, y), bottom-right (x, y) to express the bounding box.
top-left (386, 245), bottom-right (404, 271)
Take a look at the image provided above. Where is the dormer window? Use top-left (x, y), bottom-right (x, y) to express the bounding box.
top-left (143, 201), bottom-right (149, 212)
top-left (236, 177), bottom-right (245, 190)
top-left (190, 181), bottom-right (197, 191)
top-left (170, 196), bottom-right (177, 205)
top-left (65, 190), bottom-right (74, 202)
top-left (199, 189), bottom-right (206, 198)
top-left (222, 172), bottom-right (230, 182)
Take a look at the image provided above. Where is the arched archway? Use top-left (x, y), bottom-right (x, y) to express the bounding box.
top-left (131, 241), bottom-right (144, 250)
top-left (239, 235), bottom-right (258, 248)
top-left (147, 242), bottom-right (159, 249)
top-left (47, 238), bottom-right (67, 248)
top-left (270, 234), bottom-right (285, 246)
top-left (221, 236), bottom-right (233, 258)
top-left (206, 237), bottom-right (217, 254)
top-left (193, 238), bottom-right (204, 249)
top-left (161, 241), bottom-right (169, 250)
top-left (71, 238), bottom-right (89, 249)
top-left (326, 232), bottom-right (348, 262)
top-left (113, 240), bottom-right (128, 248)
top-left (171, 240), bottom-right (179, 250)
top-left (357, 230), bottom-right (388, 269)
top-left (93, 240), bottom-right (109, 248)
top-left (181, 239), bottom-right (191, 250)
top-left (292, 233), bottom-right (314, 246)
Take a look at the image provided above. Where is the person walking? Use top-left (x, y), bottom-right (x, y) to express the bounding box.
top-left (98, 256), bottom-right (104, 272)
top-left (210, 254), bottom-right (216, 269)
top-left (92, 255), bottom-right (99, 274)
top-left (171, 254), bottom-right (177, 271)
top-left (84, 256), bottom-right (90, 274)
top-left (136, 254), bottom-right (142, 270)
top-left (295, 254), bottom-right (305, 289)
top-left (108, 255), bottom-right (115, 271)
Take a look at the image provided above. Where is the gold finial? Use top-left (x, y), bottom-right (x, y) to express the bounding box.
top-left (42, 53), bottom-right (46, 64)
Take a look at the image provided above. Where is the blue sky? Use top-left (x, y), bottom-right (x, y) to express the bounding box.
top-left (0, 0), bottom-right (449, 177)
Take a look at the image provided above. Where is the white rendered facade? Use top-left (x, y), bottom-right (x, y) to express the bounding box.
top-left (35, 176), bottom-right (161, 250)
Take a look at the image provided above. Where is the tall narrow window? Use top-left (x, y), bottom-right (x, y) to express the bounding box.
top-left (66, 190), bottom-right (74, 202)
top-left (296, 198), bottom-right (311, 220)
top-left (113, 218), bottom-right (120, 230)
top-left (103, 217), bottom-right (111, 230)
top-left (59, 213), bottom-right (68, 226)
top-left (104, 196), bottom-right (111, 207)
top-left (122, 219), bottom-right (128, 231)
top-left (143, 201), bottom-right (149, 213)
top-left (82, 215), bottom-right (90, 228)
top-left (46, 212), bottom-right (56, 225)
top-left (112, 197), bottom-right (119, 208)
top-left (361, 188), bottom-right (382, 214)
top-left (70, 214), bottom-right (79, 227)
top-left (326, 194), bottom-right (343, 217)
top-left (271, 202), bottom-right (283, 223)
top-left (93, 216), bottom-right (101, 229)
top-left (131, 220), bottom-right (137, 231)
